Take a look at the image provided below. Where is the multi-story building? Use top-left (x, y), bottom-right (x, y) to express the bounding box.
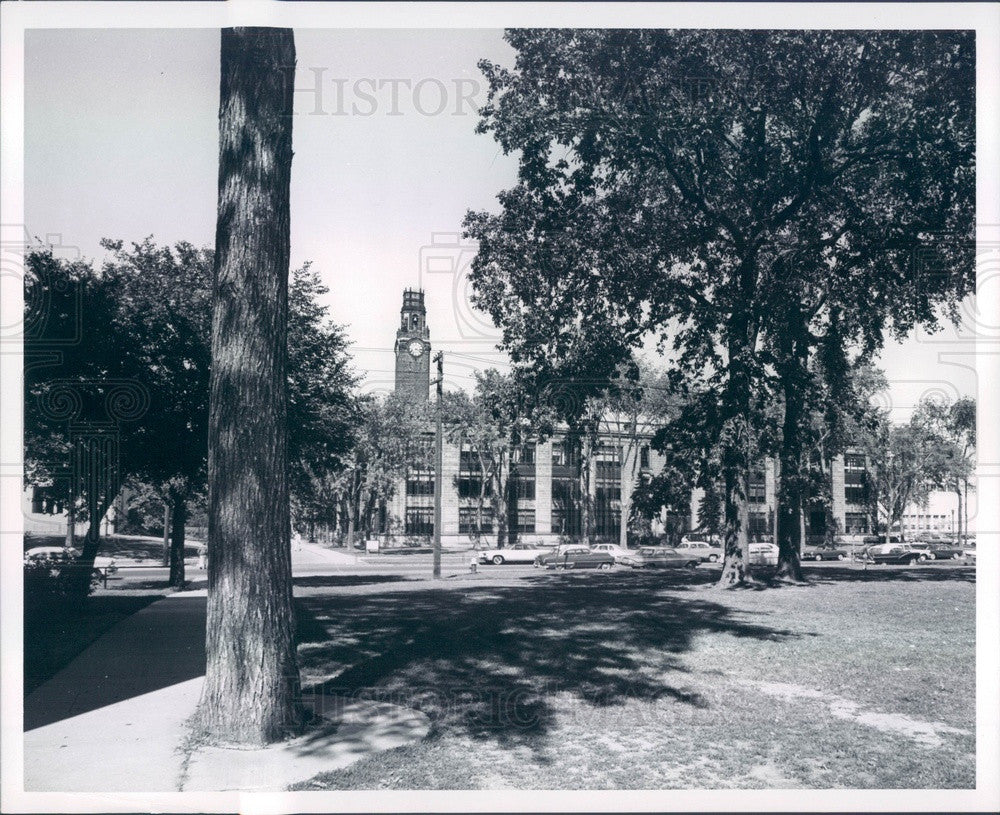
top-left (384, 289), bottom-right (967, 547)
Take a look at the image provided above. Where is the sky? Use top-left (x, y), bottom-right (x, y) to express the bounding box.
top-left (23, 28), bottom-right (981, 422)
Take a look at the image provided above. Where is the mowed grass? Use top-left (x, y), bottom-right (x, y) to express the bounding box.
top-left (290, 566), bottom-right (975, 789)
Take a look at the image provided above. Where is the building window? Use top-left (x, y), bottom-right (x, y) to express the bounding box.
top-left (844, 453), bottom-right (866, 470)
top-left (405, 507), bottom-right (434, 535)
top-left (748, 510), bottom-right (770, 537)
top-left (844, 512), bottom-right (869, 533)
top-left (748, 469), bottom-right (766, 504)
top-left (459, 507), bottom-right (493, 535)
top-left (516, 508), bottom-right (535, 534)
top-left (406, 476), bottom-right (434, 496)
top-left (843, 454), bottom-right (868, 506)
top-left (640, 445), bottom-right (650, 470)
top-left (458, 442), bottom-right (491, 499)
top-left (512, 442), bottom-right (536, 465)
top-left (514, 477), bottom-right (536, 500)
top-left (552, 438), bottom-right (580, 468)
top-left (552, 477), bottom-right (580, 536)
top-left (595, 445), bottom-right (621, 540)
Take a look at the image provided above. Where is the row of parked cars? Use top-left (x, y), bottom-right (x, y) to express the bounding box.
top-left (476, 536), bottom-right (781, 571)
top-left (477, 533), bottom-right (978, 570)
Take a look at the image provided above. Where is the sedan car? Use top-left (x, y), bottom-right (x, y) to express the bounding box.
top-left (929, 543), bottom-right (965, 560)
top-left (861, 543), bottom-right (921, 565)
top-left (535, 546), bottom-right (615, 570)
top-left (478, 542), bottom-right (553, 565)
top-left (906, 542), bottom-right (940, 562)
top-left (630, 547), bottom-right (701, 570)
top-left (749, 541), bottom-right (779, 566)
top-left (590, 543), bottom-right (636, 564)
top-left (801, 543), bottom-right (848, 561)
top-left (673, 539), bottom-right (724, 563)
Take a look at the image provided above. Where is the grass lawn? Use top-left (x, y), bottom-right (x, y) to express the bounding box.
top-left (290, 565), bottom-right (975, 789)
top-left (24, 592), bottom-right (163, 696)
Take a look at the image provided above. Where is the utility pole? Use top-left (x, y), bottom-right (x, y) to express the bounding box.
top-left (433, 351), bottom-right (443, 579)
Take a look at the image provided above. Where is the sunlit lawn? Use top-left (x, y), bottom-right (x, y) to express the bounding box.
top-left (290, 565), bottom-right (975, 789)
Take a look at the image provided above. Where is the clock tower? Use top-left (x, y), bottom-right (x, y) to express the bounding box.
top-left (394, 288), bottom-right (430, 401)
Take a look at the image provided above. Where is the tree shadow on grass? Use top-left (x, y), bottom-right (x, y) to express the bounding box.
top-left (293, 575), bottom-right (413, 589)
top-left (801, 564), bottom-right (977, 585)
top-left (294, 570), bottom-right (805, 753)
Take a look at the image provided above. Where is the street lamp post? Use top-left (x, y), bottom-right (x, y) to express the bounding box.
top-left (432, 351), bottom-right (443, 579)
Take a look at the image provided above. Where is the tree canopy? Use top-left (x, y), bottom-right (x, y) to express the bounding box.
top-left (465, 29), bottom-right (974, 586)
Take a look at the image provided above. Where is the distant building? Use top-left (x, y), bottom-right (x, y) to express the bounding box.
top-left (384, 289), bottom-right (967, 546)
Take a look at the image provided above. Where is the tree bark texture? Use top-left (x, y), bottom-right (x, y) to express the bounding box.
top-left (197, 27), bottom-right (302, 747)
top-left (775, 370), bottom-right (806, 581)
top-left (718, 329), bottom-right (755, 587)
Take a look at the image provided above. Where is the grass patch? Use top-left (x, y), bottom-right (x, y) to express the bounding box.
top-left (290, 568), bottom-right (975, 790)
top-left (24, 592), bottom-right (163, 696)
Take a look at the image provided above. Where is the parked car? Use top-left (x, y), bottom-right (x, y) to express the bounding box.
top-left (24, 545), bottom-right (80, 562)
top-left (861, 542), bottom-right (921, 565)
top-left (928, 542), bottom-right (965, 560)
top-left (906, 542), bottom-right (940, 562)
top-left (630, 547), bottom-right (701, 570)
top-left (749, 541), bottom-right (778, 566)
top-left (801, 543), bottom-right (848, 561)
top-left (23, 546), bottom-right (118, 573)
top-left (673, 539), bottom-right (724, 563)
top-left (590, 543), bottom-right (636, 565)
top-left (478, 542), bottom-right (553, 565)
top-left (535, 546), bottom-right (615, 570)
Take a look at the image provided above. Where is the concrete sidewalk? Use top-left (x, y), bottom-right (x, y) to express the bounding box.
top-left (23, 587), bottom-right (429, 792)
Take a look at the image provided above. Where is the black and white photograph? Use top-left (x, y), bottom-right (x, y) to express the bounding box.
top-left (1, 2), bottom-right (998, 812)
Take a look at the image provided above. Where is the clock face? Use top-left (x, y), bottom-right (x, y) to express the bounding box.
top-left (407, 339), bottom-right (424, 358)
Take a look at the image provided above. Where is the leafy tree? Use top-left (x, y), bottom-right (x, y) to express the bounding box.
top-left (441, 389), bottom-right (498, 546)
top-left (337, 393), bottom-right (428, 545)
top-left (862, 414), bottom-right (954, 542)
top-left (697, 480), bottom-right (724, 540)
top-left (287, 262), bottom-right (359, 537)
top-left (911, 395), bottom-right (976, 543)
top-left (198, 26), bottom-right (301, 746)
top-left (465, 29), bottom-right (973, 587)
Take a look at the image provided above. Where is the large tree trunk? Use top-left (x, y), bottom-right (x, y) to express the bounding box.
top-left (168, 493), bottom-right (187, 589)
top-left (773, 306), bottom-right (807, 581)
top-left (197, 26), bottom-right (303, 747)
top-left (717, 316), bottom-right (757, 587)
top-left (774, 361), bottom-right (806, 581)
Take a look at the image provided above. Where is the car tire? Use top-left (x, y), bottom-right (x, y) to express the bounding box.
top-left (837, 553), bottom-right (846, 561)
top-left (492, 555), bottom-right (504, 565)
top-left (598, 562), bottom-right (612, 570)
top-left (953, 553), bottom-right (962, 560)
top-left (813, 553), bottom-right (823, 561)
top-left (917, 554), bottom-right (928, 562)
top-left (708, 554), bottom-right (719, 563)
